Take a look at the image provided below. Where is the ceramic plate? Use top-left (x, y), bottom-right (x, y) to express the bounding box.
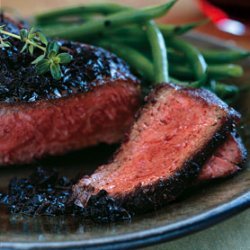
top-left (0, 33), bottom-right (249, 250)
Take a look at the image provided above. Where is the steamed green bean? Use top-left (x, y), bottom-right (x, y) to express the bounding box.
top-left (45, 1), bottom-right (177, 39)
top-left (167, 37), bottom-right (207, 84)
top-left (169, 64), bottom-right (243, 80)
top-left (35, 3), bottom-right (130, 25)
top-left (146, 21), bottom-right (169, 83)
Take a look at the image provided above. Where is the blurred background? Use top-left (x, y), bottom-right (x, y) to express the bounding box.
top-left (2, 0), bottom-right (250, 48)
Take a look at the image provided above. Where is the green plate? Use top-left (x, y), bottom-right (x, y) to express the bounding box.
top-left (0, 33), bottom-right (249, 250)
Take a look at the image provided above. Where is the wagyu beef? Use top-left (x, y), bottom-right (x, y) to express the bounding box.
top-left (198, 132), bottom-right (247, 181)
top-left (0, 16), bottom-right (141, 165)
top-left (73, 83), bottom-right (240, 213)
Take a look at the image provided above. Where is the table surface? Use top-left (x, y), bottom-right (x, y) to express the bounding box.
top-left (1, 0), bottom-right (250, 249)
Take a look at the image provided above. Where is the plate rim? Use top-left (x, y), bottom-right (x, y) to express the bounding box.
top-left (0, 192), bottom-right (249, 250)
top-left (0, 32), bottom-right (250, 250)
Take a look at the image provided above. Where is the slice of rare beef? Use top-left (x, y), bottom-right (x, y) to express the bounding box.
top-left (73, 83), bottom-right (240, 213)
top-left (198, 132), bottom-right (247, 181)
top-left (0, 16), bottom-right (141, 166)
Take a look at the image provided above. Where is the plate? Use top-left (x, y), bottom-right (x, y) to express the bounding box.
top-left (0, 33), bottom-right (249, 250)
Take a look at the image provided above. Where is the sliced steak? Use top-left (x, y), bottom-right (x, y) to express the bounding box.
top-left (73, 83), bottom-right (240, 213)
top-left (0, 16), bottom-right (141, 165)
top-left (198, 132), bottom-right (247, 181)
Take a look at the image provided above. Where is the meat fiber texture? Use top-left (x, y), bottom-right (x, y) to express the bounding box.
top-left (0, 81), bottom-right (140, 166)
top-left (73, 83), bottom-right (241, 214)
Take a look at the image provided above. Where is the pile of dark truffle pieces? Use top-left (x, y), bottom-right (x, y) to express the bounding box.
top-left (0, 167), bottom-right (131, 223)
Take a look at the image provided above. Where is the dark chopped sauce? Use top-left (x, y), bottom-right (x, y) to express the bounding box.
top-left (0, 167), bottom-right (73, 216)
top-left (0, 16), bottom-right (135, 103)
top-left (0, 167), bottom-right (131, 223)
top-left (87, 190), bottom-right (131, 223)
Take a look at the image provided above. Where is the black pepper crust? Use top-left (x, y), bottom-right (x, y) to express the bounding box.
top-left (145, 83), bottom-right (241, 121)
top-left (0, 16), bottom-right (138, 103)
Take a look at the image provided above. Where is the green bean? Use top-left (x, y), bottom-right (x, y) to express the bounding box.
top-left (40, 23), bottom-right (78, 34)
top-left (36, 14), bottom-right (95, 28)
top-left (102, 5), bottom-right (170, 83)
top-left (202, 49), bottom-right (250, 63)
top-left (168, 77), bottom-right (197, 88)
top-left (159, 20), bottom-right (208, 37)
top-left (96, 36), bottom-right (144, 48)
top-left (40, 20), bottom-right (207, 43)
top-left (97, 40), bottom-right (192, 88)
top-left (92, 21), bottom-right (205, 45)
top-left (39, 21), bottom-right (205, 43)
top-left (97, 41), bottom-right (154, 81)
top-left (167, 47), bottom-right (250, 64)
top-left (45, 1), bottom-right (177, 39)
top-left (167, 37), bottom-right (207, 85)
top-left (35, 1), bottom-right (203, 37)
top-left (167, 48), bottom-right (184, 63)
top-left (169, 64), bottom-right (243, 80)
top-left (35, 3), bottom-right (130, 25)
top-left (146, 21), bottom-right (169, 83)
top-left (40, 20), bottom-right (205, 38)
top-left (204, 80), bottom-right (240, 104)
top-left (208, 80), bottom-right (239, 99)
top-left (108, 22), bottom-right (203, 38)
top-left (105, 25), bottom-right (144, 37)
top-left (208, 64), bottom-right (243, 78)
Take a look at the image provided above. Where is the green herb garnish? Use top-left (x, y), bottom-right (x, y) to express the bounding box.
top-left (0, 25), bottom-right (72, 80)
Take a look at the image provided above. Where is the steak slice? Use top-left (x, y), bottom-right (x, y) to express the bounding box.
top-left (198, 132), bottom-right (247, 181)
top-left (73, 83), bottom-right (240, 213)
top-left (0, 82), bottom-right (140, 165)
top-left (0, 16), bottom-right (141, 165)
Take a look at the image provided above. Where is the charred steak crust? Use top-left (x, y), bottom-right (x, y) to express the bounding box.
top-left (73, 83), bottom-right (240, 214)
top-left (0, 16), bottom-right (138, 103)
top-left (145, 83), bottom-right (240, 119)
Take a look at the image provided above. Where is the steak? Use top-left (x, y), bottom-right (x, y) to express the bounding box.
top-left (0, 16), bottom-right (141, 165)
top-left (73, 83), bottom-right (240, 213)
top-left (198, 132), bottom-right (247, 181)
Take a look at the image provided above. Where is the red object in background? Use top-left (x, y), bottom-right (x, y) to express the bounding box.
top-left (198, 0), bottom-right (249, 36)
top-left (198, 0), bottom-right (228, 23)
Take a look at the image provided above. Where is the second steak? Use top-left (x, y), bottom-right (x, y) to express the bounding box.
top-left (73, 83), bottom-right (240, 213)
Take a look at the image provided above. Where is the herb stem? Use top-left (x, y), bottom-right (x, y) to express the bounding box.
top-left (26, 39), bottom-right (46, 51)
top-left (0, 29), bottom-right (20, 39)
top-left (0, 29), bottom-right (46, 52)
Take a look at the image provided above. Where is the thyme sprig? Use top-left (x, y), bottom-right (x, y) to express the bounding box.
top-left (0, 25), bottom-right (72, 80)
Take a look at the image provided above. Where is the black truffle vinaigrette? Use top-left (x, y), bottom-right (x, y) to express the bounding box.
top-left (0, 167), bottom-right (131, 222)
top-left (0, 167), bottom-right (73, 216)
